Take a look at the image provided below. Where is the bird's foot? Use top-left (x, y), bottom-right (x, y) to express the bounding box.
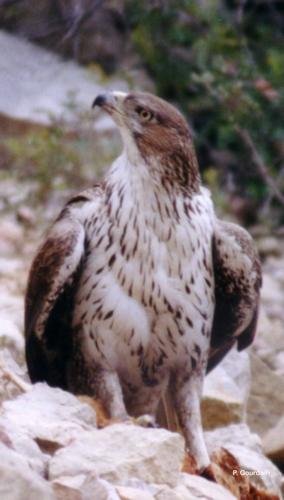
top-left (200, 463), bottom-right (218, 481)
top-left (129, 414), bottom-right (157, 428)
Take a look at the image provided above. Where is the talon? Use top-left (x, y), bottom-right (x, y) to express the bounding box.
top-left (133, 414), bottom-right (157, 428)
top-left (200, 463), bottom-right (217, 482)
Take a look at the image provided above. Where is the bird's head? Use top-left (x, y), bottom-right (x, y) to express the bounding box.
top-left (93, 91), bottom-right (200, 191)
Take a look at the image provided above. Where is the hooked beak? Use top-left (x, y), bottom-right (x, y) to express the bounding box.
top-left (92, 91), bottom-right (127, 116)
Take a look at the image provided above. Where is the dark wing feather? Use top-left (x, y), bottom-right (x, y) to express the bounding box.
top-left (207, 220), bottom-right (262, 373)
top-left (25, 189), bottom-right (100, 387)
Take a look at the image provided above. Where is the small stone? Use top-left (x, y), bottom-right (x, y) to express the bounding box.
top-left (0, 317), bottom-right (24, 362)
top-left (17, 206), bottom-right (36, 227)
top-left (116, 485), bottom-right (154, 500)
top-left (0, 348), bottom-right (28, 403)
top-left (0, 219), bottom-right (23, 255)
top-left (52, 474), bottom-right (120, 500)
top-left (260, 274), bottom-right (283, 318)
top-left (257, 237), bottom-right (281, 257)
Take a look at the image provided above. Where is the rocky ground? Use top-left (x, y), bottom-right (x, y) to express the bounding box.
top-left (0, 30), bottom-right (284, 500)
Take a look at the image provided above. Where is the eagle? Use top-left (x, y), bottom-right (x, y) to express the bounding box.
top-left (25, 91), bottom-right (261, 473)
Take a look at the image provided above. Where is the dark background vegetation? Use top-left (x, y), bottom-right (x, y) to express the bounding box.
top-left (0, 0), bottom-right (283, 227)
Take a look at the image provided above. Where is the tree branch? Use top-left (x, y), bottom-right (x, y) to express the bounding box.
top-left (235, 126), bottom-right (284, 206)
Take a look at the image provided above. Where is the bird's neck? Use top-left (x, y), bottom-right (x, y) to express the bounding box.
top-left (105, 151), bottom-right (201, 232)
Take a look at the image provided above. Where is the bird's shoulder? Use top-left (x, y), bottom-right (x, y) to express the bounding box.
top-left (25, 183), bottom-right (105, 340)
top-left (213, 219), bottom-right (262, 285)
top-left (58, 183), bottom-right (105, 221)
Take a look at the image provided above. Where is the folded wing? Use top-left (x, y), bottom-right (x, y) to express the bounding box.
top-left (25, 189), bottom-right (100, 387)
top-left (207, 220), bottom-right (262, 373)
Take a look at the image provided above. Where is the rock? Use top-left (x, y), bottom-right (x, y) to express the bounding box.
top-left (223, 445), bottom-right (282, 495)
top-left (0, 383), bottom-right (97, 451)
top-left (0, 292), bottom-right (24, 338)
top-left (0, 30), bottom-right (127, 129)
top-left (49, 424), bottom-right (184, 487)
top-left (205, 424), bottom-right (283, 496)
top-left (52, 474), bottom-right (120, 500)
top-left (261, 273), bottom-right (284, 321)
top-left (253, 307), bottom-right (284, 375)
top-left (173, 473), bottom-right (237, 500)
top-left (115, 479), bottom-right (159, 497)
top-left (116, 485), bottom-right (154, 500)
top-left (0, 317), bottom-right (24, 362)
top-left (154, 485), bottom-right (187, 500)
top-left (202, 370), bottom-right (244, 430)
top-left (0, 349), bottom-right (27, 403)
top-left (247, 354), bottom-right (284, 437)
top-left (205, 423), bottom-right (262, 453)
top-left (155, 474), bottom-right (236, 500)
top-left (0, 218), bottom-right (24, 255)
top-left (202, 349), bottom-right (250, 430)
top-left (16, 206), bottom-right (36, 227)
top-left (273, 351), bottom-right (284, 376)
top-left (0, 442), bottom-right (54, 500)
top-left (1, 430), bottom-right (48, 477)
top-left (80, 477), bottom-right (120, 500)
top-left (257, 237), bottom-right (282, 257)
top-left (273, 259), bottom-right (284, 287)
top-left (263, 416), bottom-right (284, 467)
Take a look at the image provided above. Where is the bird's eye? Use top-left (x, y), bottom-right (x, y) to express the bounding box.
top-left (136, 107), bottom-right (153, 122)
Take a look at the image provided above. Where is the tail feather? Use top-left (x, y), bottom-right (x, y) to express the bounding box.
top-left (157, 390), bottom-right (180, 433)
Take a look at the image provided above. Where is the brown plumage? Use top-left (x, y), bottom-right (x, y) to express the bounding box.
top-left (25, 91), bottom-right (261, 472)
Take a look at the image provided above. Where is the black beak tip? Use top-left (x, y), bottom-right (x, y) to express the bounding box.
top-left (92, 94), bottom-right (107, 109)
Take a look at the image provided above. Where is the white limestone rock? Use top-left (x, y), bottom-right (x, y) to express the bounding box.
top-left (0, 348), bottom-right (27, 403)
top-left (257, 237), bottom-right (282, 257)
top-left (49, 424), bottom-right (184, 488)
top-left (52, 474), bottom-right (120, 500)
top-left (263, 416), bottom-right (284, 466)
top-left (247, 354), bottom-right (284, 437)
top-left (175, 473), bottom-right (237, 500)
top-left (0, 443), bottom-right (54, 500)
top-left (153, 475), bottom-right (237, 500)
top-left (0, 317), bottom-right (24, 364)
top-left (202, 349), bottom-right (250, 430)
top-left (0, 30), bottom-right (127, 130)
top-left (0, 383), bottom-right (97, 451)
top-left (116, 485), bottom-right (154, 500)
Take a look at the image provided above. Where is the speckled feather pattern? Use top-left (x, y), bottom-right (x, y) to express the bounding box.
top-left (72, 153), bottom-right (215, 396)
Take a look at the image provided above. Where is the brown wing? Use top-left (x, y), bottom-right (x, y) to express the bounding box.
top-left (25, 188), bottom-right (101, 388)
top-left (207, 220), bottom-right (262, 373)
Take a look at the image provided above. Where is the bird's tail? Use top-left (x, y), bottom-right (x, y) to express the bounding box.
top-left (156, 389), bottom-right (181, 433)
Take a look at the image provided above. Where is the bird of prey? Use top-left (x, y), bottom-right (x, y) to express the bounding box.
top-left (25, 91), bottom-right (261, 472)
